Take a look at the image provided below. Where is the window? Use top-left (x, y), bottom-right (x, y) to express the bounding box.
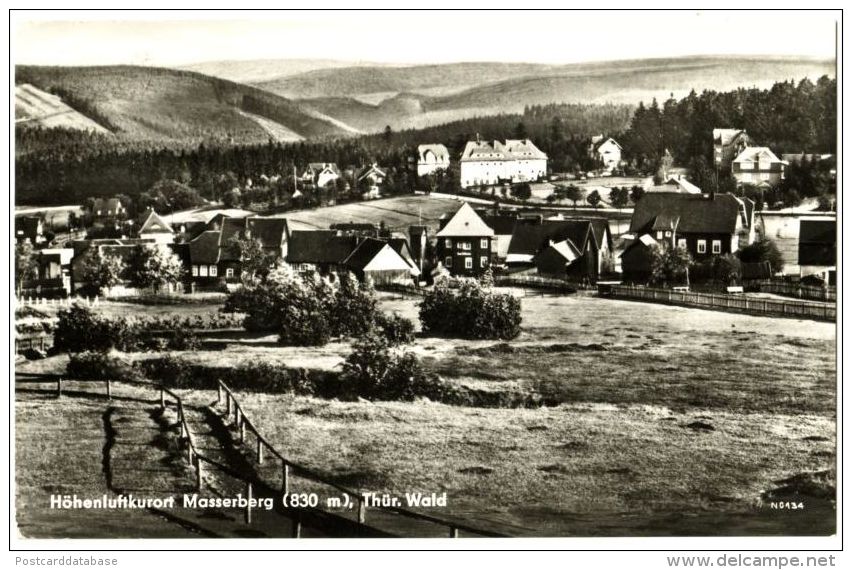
top-left (445, 256), bottom-right (452, 268)
top-left (740, 173), bottom-right (752, 183)
top-left (740, 162), bottom-right (753, 170)
top-left (480, 256), bottom-right (488, 268)
top-left (191, 266), bottom-right (198, 277)
top-left (712, 240), bottom-right (722, 254)
top-left (677, 238), bottom-right (687, 250)
top-left (445, 238), bottom-right (452, 248)
top-left (199, 265), bottom-right (208, 277)
top-left (760, 173), bottom-right (770, 181)
top-left (697, 240), bottom-right (707, 254)
top-left (458, 241), bottom-right (471, 251)
top-left (664, 231), bottom-right (672, 237)
top-left (480, 238), bottom-right (488, 249)
top-left (209, 265), bottom-right (218, 277)
top-left (656, 231), bottom-right (663, 239)
top-left (226, 268), bottom-right (234, 278)
top-left (464, 258), bottom-right (473, 269)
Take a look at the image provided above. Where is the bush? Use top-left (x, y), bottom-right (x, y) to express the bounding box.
top-left (339, 334), bottom-right (441, 401)
top-left (67, 351), bottom-right (143, 382)
top-left (373, 312), bottom-right (416, 346)
top-left (54, 304), bottom-right (141, 353)
top-left (168, 329), bottom-right (201, 351)
top-left (420, 281), bottom-right (522, 340)
top-left (224, 267), bottom-right (381, 346)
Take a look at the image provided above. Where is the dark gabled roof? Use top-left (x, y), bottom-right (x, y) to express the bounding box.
top-left (798, 220), bottom-right (836, 266)
top-left (480, 213), bottom-right (519, 236)
top-left (588, 219), bottom-right (612, 250)
top-left (188, 230), bottom-right (221, 265)
top-left (246, 218), bottom-right (289, 249)
top-left (508, 220), bottom-right (592, 257)
top-left (15, 216), bottom-right (42, 239)
top-left (387, 238), bottom-right (417, 268)
top-left (629, 192), bottom-right (742, 235)
top-left (343, 238), bottom-right (388, 271)
top-left (286, 231), bottom-right (357, 265)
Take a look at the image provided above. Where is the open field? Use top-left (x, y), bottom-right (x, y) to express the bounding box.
top-left (16, 291), bottom-right (836, 536)
top-left (265, 194), bottom-right (468, 233)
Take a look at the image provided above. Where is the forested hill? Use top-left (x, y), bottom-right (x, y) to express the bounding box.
top-left (14, 65), bottom-right (350, 145)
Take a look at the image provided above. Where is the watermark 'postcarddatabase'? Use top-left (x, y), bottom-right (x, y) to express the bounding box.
top-left (11, 9), bottom-right (839, 543)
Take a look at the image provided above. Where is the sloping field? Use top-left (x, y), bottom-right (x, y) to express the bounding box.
top-left (15, 83), bottom-right (110, 134)
top-left (267, 194), bottom-right (467, 233)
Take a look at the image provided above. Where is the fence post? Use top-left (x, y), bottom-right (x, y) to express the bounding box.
top-left (292, 512), bottom-right (302, 538)
top-left (57, 377), bottom-right (62, 397)
top-left (240, 419), bottom-right (246, 444)
top-left (160, 388), bottom-right (165, 410)
top-left (179, 408), bottom-right (185, 439)
top-left (195, 456), bottom-right (203, 491)
top-left (217, 383), bottom-right (222, 404)
top-left (449, 527), bottom-right (459, 538)
top-left (257, 438), bottom-right (264, 464)
top-left (357, 496), bottom-right (366, 524)
top-left (245, 482), bottom-right (252, 524)
top-left (106, 379), bottom-right (112, 399)
top-left (225, 391), bottom-right (231, 418)
top-left (282, 463), bottom-right (289, 495)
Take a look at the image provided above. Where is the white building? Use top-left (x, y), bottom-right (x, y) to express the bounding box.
top-left (459, 139), bottom-right (547, 188)
top-left (589, 136), bottom-right (623, 172)
top-left (417, 144), bottom-right (451, 177)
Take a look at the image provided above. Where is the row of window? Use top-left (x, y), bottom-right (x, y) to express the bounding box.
top-left (738, 162), bottom-right (775, 171)
top-left (191, 265), bottom-right (235, 278)
top-left (656, 232), bottom-right (724, 254)
top-left (445, 256), bottom-right (489, 269)
top-left (738, 172), bottom-right (775, 182)
top-left (445, 238), bottom-right (489, 250)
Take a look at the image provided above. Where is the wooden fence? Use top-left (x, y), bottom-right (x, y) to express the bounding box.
top-left (752, 281), bottom-right (837, 302)
top-left (14, 372), bottom-right (504, 537)
top-left (603, 285), bottom-right (835, 322)
top-left (495, 275), bottom-right (578, 295)
top-left (217, 380), bottom-right (505, 538)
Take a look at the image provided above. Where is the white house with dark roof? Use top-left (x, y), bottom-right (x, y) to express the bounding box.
top-left (417, 144), bottom-right (451, 177)
top-left (732, 147), bottom-right (788, 187)
top-left (589, 136), bottom-right (622, 172)
top-left (435, 202), bottom-right (495, 275)
top-left (713, 128), bottom-right (752, 170)
top-left (136, 209), bottom-right (175, 244)
top-left (459, 139), bottom-right (547, 188)
top-left (300, 163), bottom-right (341, 188)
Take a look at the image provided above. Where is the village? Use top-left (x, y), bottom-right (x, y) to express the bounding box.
top-left (13, 128), bottom-right (837, 304)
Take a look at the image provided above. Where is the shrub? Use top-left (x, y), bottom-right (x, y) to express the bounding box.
top-left (339, 334), bottom-right (440, 401)
top-left (54, 304), bottom-right (141, 353)
top-left (168, 329), bottom-right (201, 351)
top-left (420, 281), bottom-right (522, 340)
top-left (373, 312), bottom-right (416, 346)
top-left (329, 273), bottom-right (379, 338)
top-left (67, 350), bottom-right (143, 382)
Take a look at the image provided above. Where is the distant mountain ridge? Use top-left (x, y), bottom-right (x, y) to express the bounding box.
top-left (14, 65), bottom-right (350, 144)
top-left (252, 56), bottom-right (835, 133)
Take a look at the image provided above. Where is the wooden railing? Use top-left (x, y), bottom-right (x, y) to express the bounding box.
top-left (217, 380), bottom-right (506, 538)
top-left (752, 281), bottom-right (837, 302)
top-left (603, 285), bottom-right (835, 322)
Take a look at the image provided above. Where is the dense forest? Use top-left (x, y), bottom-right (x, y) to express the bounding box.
top-left (15, 77), bottom-right (836, 208)
top-left (15, 102), bottom-right (632, 206)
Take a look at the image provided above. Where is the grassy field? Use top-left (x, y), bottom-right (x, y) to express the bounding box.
top-left (16, 290), bottom-right (836, 536)
top-left (267, 194), bottom-right (468, 234)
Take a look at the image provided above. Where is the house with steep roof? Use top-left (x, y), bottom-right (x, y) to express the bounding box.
top-left (647, 175), bottom-right (702, 194)
top-left (798, 219), bottom-right (836, 284)
top-left (713, 128), bottom-right (752, 170)
top-left (136, 209), bottom-right (175, 244)
top-left (300, 163), bottom-right (341, 189)
top-left (15, 216), bottom-right (45, 245)
top-left (355, 163), bottom-right (387, 199)
top-left (435, 202), bottom-right (495, 275)
top-left (732, 147), bottom-right (788, 187)
top-left (417, 144), bottom-right (451, 177)
top-left (506, 219), bottom-right (613, 282)
top-left (186, 216), bottom-right (290, 284)
top-left (286, 231), bottom-right (418, 285)
top-left (621, 192), bottom-right (756, 282)
top-left (91, 198), bottom-right (127, 220)
top-left (589, 136), bottom-right (623, 172)
top-left (459, 139), bottom-right (547, 188)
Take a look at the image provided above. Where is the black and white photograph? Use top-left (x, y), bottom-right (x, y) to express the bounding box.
top-left (9, 7), bottom-right (841, 555)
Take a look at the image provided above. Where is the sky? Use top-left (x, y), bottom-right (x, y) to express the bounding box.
top-left (12, 10), bottom-right (839, 68)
